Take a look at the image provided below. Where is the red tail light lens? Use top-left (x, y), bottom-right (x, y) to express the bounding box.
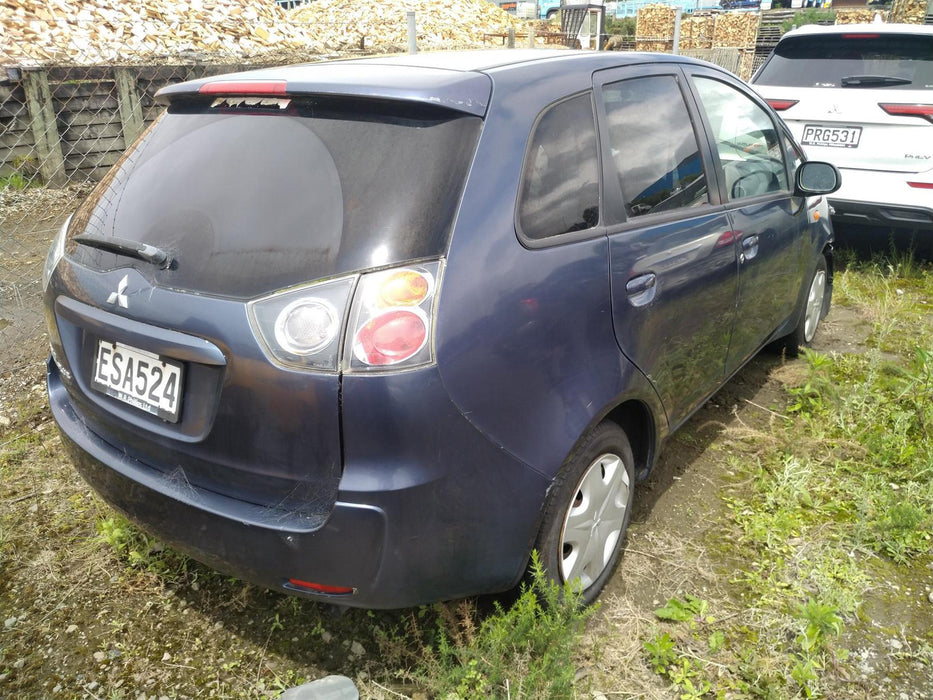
top-left (879, 104), bottom-right (933, 124)
top-left (765, 99), bottom-right (798, 112)
top-left (354, 310), bottom-right (428, 366)
top-left (346, 263), bottom-right (442, 372)
top-left (908, 182), bottom-right (933, 189)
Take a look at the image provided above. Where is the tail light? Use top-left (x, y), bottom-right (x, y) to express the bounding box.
top-left (247, 260), bottom-right (442, 373)
top-left (879, 104), bottom-right (933, 124)
top-left (765, 99), bottom-right (798, 112)
top-left (345, 263), bottom-right (441, 372)
top-left (248, 276), bottom-right (355, 372)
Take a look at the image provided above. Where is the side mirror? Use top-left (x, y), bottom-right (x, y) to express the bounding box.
top-left (794, 161), bottom-right (841, 196)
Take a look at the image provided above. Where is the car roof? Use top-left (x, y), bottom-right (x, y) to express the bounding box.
top-left (780, 22), bottom-right (933, 39)
top-left (155, 49), bottom-right (716, 117)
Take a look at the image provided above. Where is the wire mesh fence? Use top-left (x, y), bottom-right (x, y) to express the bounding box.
top-left (0, 54), bottom-right (308, 380)
top-left (0, 4), bottom-right (796, 380)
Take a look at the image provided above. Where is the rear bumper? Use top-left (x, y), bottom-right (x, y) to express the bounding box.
top-left (830, 168), bottom-right (933, 231)
top-left (50, 362), bottom-right (386, 592)
top-left (50, 358), bottom-right (551, 609)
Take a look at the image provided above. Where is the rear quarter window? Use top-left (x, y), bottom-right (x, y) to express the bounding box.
top-left (518, 94), bottom-right (600, 241)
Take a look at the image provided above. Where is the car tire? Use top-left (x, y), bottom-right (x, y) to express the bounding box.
top-left (780, 254), bottom-right (829, 357)
top-left (532, 422), bottom-right (635, 606)
top-left (546, 9), bottom-right (557, 19)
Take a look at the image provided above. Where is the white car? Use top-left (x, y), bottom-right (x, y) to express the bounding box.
top-left (752, 23), bottom-right (933, 232)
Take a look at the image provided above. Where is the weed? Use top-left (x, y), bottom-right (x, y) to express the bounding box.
top-left (643, 632), bottom-right (676, 673)
top-left (96, 512), bottom-right (189, 581)
top-left (654, 595), bottom-right (710, 626)
top-left (412, 552), bottom-right (593, 699)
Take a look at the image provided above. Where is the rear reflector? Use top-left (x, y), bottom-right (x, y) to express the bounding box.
top-left (199, 80), bottom-right (287, 95)
top-left (908, 182), bottom-right (933, 190)
top-left (879, 103), bottom-right (933, 124)
top-left (765, 99), bottom-right (798, 112)
top-left (286, 578), bottom-right (355, 595)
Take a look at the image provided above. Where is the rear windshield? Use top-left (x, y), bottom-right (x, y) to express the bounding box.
top-left (68, 97), bottom-right (481, 298)
top-left (755, 33), bottom-right (933, 89)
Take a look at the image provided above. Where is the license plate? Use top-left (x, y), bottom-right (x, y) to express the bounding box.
top-left (92, 341), bottom-right (184, 423)
top-left (801, 124), bottom-right (862, 149)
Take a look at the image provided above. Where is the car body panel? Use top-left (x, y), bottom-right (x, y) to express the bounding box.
top-left (44, 50), bottom-right (836, 608)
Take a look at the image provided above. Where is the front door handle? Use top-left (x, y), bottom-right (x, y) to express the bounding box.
top-left (741, 235), bottom-right (759, 262)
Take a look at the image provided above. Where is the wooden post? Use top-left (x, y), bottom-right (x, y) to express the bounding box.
top-left (114, 67), bottom-right (145, 146)
top-left (22, 69), bottom-right (67, 187)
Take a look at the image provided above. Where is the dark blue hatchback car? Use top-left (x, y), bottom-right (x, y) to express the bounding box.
top-left (43, 50), bottom-right (840, 608)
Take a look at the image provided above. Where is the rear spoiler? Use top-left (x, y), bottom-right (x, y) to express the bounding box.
top-left (155, 62), bottom-right (492, 117)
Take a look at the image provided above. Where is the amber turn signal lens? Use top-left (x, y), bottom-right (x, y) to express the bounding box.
top-left (377, 270), bottom-right (430, 307)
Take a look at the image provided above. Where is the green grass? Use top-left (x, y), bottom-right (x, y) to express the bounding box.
top-left (634, 255), bottom-right (933, 698)
top-left (5, 254), bottom-right (932, 699)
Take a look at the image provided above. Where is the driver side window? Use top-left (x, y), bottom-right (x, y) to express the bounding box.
top-left (693, 77), bottom-right (789, 201)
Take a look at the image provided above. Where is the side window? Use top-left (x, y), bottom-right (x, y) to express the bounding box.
top-left (518, 94), bottom-right (600, 240)
top-left (600, 75), bottom-right (709, 219)
top-left (693, 77), bottom-right (789, 201)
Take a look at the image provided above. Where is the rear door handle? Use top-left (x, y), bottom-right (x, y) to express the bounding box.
top-left (741, 235), bottom-right (759, 262)
top-left (625, 272), bottom-right (657, 306)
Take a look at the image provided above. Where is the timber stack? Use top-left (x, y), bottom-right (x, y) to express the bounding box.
top-left (0, 0), bottom-right (522, 66)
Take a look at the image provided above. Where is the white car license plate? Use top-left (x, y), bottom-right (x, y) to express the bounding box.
top-left (801, 124), bottom-right (862, 149)
top-left (92, 341), bottom-right (184, 422)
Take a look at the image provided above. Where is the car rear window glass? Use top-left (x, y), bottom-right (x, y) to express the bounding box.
top-left (755, 33), bottom-right (933, 89)
top-left (67, 98), bottom-right (481, 298)
top-left (601, 75), bottom-right (709, 220)
top-left (518, 94), bottom-right (600, 240)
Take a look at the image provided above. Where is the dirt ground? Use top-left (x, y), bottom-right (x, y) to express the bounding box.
top-left (1, 203), bottom-right (932, 698)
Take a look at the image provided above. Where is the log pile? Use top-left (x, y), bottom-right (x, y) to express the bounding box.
top-left (638, 5), bottom-right (759, 55)
top-left (636, 4), bottom-right (676, 52)
top-left (678, 14), bottom-right (716, 50)
top-left (889, 0), bottom-right (927, 23)
top-left (712, 11), bottom-right (759, 48)
top-left (0, 0), bottom-right (523, 66)
top-left (289, 0), bottom-right (522, 52)
top-left (834, 9), bottom-right (885, 24)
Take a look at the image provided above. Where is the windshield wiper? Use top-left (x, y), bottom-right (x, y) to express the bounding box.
top-left (841, 75), bottom-right (912, 88)
top-left (74, 233), bottom-right (174, 269)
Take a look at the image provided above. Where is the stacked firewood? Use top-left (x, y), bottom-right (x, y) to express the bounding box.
top-left (636, 4), bottom-right (677, 51)
top-left (834, 9), bottom-right (886, 24)
top-left (637, 5), bottom-right (760, 53)
top-left (0, 0), bottom-right (522, 66)
top-left (889, 0), bottom-right (927, 23)
top-left (289, 0), bottom-right (522, 52)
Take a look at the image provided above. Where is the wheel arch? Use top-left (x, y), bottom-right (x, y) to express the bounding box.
top-left (822, 241), bottom-right (835, 317)
top-left (602, 398), bottom-right (659, 481)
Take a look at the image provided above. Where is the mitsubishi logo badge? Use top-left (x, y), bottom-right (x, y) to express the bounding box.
top-left (107, 275), bottom-right (129, 309)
